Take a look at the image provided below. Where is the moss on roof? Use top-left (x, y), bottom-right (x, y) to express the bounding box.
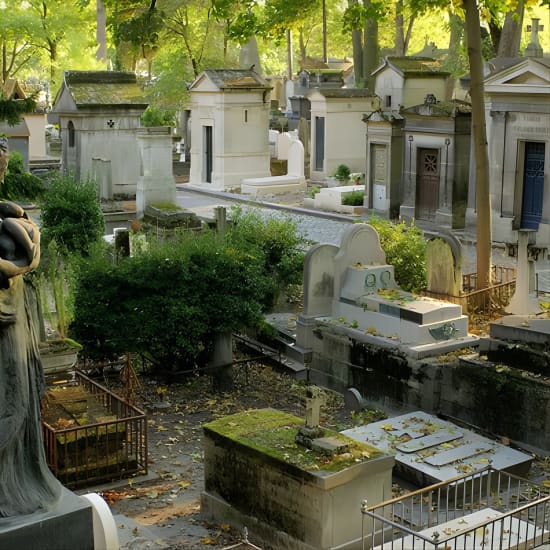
top-left (64, 71), bottom-right (148, 107)
top-left (387, 56), bottom-right (449, 76)
top-left (202, 69), bottom-right (271, 89)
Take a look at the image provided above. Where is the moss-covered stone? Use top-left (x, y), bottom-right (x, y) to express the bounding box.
top-left (203, 408), bottom-right (381, 473)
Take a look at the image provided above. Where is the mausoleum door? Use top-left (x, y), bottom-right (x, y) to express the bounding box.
top-left (314, 116), bottom-right (325, 172)
top-left (203, 125), bottom-right (213, 183)
top-left (520, 141), bottom-right (545, 230)
top-left (415, 148), bottom-right (439, 221)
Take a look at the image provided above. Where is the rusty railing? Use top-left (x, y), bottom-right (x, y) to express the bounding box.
top-left (42, 371), bottom-right (147, 489)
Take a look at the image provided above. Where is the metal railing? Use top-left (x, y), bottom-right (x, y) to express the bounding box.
top-left (42, 371), bottom-right (147, 489)
top-left (361, 468), bottom-right (550, 549)
top-left (423, 266), bottom-right (517, 314)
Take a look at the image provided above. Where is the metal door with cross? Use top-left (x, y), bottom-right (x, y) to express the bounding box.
top-left (520, 141), bottom-right (545, 230)
top-left (416, 148), bottom-right (440, 220)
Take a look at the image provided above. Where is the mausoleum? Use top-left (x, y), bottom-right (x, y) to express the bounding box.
top-left (51, 70), bottom-right (148, 198)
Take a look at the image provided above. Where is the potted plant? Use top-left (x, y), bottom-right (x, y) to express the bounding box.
top-left (333, 164), bottom-right (351, 184)
top-left (38, 240), bottom-right (82, 374)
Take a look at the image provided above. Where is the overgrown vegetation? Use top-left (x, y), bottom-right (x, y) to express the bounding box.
top-left (70, 210), bottom-right (305, 370)
top-left (39, 173), bottom-right (105, 255)
top-left (140, 106), bottom-right (176, 127)
top-left (0, 151), bottom-right (45, 200)
top-left (342, 190), bottom-right (364, 206)
top-left (366, 216), bottom-right (427, 293)
top-left (333, 164), bottom-right (351, 182)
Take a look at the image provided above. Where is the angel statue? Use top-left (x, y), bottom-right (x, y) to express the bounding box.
top-left (0, 201), bottom-right (62, 517)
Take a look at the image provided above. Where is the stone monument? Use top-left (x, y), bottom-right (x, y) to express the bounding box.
top-left (0, 201), bottom-right (118, 549)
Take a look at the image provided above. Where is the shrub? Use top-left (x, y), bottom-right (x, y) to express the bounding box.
top-left (342, 190), bottom-right (364, 206)
top-left (334, 164), bottom-right (351, 182)
top-left (71, 212), bottom-right (306, 370)
top-left (39, 174), bottom-right (105, 255)
top-left (1, 151), bottom-right (46, 200)
top-left (366, 216), bottom-right (427, 293)
top-left (141, 106), bottom-right (176, 127)
top-left (307, 185), bottom-right (321, 198)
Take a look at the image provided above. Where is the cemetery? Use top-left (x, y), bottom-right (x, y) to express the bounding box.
top-left (0, 2), bottom-right (549, 550)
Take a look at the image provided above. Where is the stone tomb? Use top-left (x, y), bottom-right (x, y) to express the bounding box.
top-left (297, 224), bottom-right (477, 359)
top-left (201, 409), bottom-right (394, 550)
top-left (342, 411), bottom-right (533, 487)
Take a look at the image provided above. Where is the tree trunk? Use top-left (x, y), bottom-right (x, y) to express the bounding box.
top-left (395, 0), bottom-right (405, 56)
top-left (497, 0), bottom-right (524, 57)
top-left (463, 0), bottom-right (492, 290)
top-left (348, 0), bottom-right (364, 86)
top-left (362, 0), bottom-right (379, 93)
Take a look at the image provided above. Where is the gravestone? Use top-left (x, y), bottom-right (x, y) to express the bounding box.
top-left (426, 235), bottom-right (462, 296)
top-left (136, 126), bottom-right (176, 219)
top-left (296, 224), bottom-right (477, 359)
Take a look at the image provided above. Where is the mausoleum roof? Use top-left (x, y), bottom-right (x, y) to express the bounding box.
top-left (306, 88), bottom-right (373, 99)
top-left (193, 69), bottom-right (271, 91)
top-left (372, 56), bottom-right (450, 78)
top-left (57, 70), bottom-right (148, 108)
top-left (402, 98), bottom-right (472, 117)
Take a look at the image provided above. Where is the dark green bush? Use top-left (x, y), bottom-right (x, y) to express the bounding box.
top-left (71, 212), bottom-right (305, 369)
top-left (39, 174), bottom-right (105, 255)
top-left (334, 164), bottom-right (351, 182)
top-left (1, 151), bottom-right (46, 200)
top-left (342, 190), bottom-right (364, 206)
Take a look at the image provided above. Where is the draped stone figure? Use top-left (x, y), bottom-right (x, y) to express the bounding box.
top-left (0, 201), bottom-right (62, 517)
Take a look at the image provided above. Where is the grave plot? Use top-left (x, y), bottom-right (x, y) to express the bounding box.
top-left (361, 468), bottom-right (550, 550)
top-left (341, 411), bottom-right (533, 487)
top-left (42, 371), bottom-right (147, 489)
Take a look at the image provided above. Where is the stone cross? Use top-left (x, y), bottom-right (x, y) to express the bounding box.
top-left (305, 386), bottom-right (326, 428)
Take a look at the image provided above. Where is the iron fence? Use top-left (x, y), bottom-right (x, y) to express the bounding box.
top-left (361, 468), bottom-right (550, 549)
top-left (423, 266), bottom-right (517, 314)
top-left (42, 371), bottom-right (147, 489)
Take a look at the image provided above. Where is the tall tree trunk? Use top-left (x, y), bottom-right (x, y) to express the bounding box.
top-left (395, 0), bottom-right (405, 56)
top-left (349, 0), bottom-right (364, 86)
top-left (362, 0), bottom-right (379, 93)
top-left (96, 0), bottom-right (107, 61)
top-left (497, 0), bottom-right (524, 57)
top-left (463, 0), bottom-right (492, 290)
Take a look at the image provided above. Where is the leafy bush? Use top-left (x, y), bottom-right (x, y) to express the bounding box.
top-left (1, 151), bottom-right (46, 200)
top-left (71, 211), bottom-right (305, 370)
top-left (366, 216), bottom-right (427, 293)
top-left (39, 174), bottom-right (105, 255)
top-left (333, 164), bottom-right (351, 182)
top-left (141, 106), bottom-right (176, 127)
top-left (307, 185), bottom-right (321, 198)
top-left (342, 190), bottom-right (364, 206)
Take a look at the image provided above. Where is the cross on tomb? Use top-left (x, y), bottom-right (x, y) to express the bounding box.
top-left (304, 386), bottom-right (326, 428)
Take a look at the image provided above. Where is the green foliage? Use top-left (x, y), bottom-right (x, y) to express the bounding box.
top-left (71, 211), bottom-right (305, 369)
top-left (227, 207), bottom-right (306, 309)
top-left (333, 164), bottom-right (351, 182)
top-left (0, 95), bottom-right (36, 126)
top-left (342, 190), bottom-right (364, 206)
top-left (1, 151), bottom-right (46, 200)
top-left (366, 216), bottom-right (427, 293)
top-left (140, 106), bottom-right (176, 127)
top-left (37, 239), bottom-right (77, 340)
top-left (39, 173), bottom-right (105, 255)
top-left (307, 185), bottom-right (320, 198)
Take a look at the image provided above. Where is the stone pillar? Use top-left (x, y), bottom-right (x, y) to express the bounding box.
top-left (136, 127), bottom-right (176, 219)
top-left (506, 230), bottom-right (541, 314)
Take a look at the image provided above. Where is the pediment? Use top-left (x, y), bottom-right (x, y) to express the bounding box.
top-left (189, 73), bottom-right (220, 93)
top-left (485, 58), bottom-right (550, 94)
